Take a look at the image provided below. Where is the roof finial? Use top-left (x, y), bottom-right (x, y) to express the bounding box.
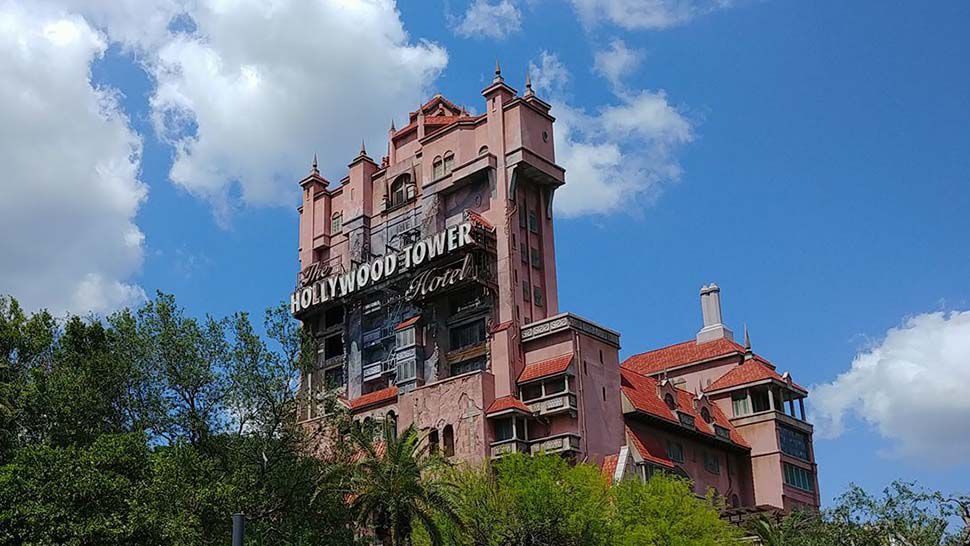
top-left (311, 153), bottom-right (319, 175)
top-left (359, 139), bottom-right (367, 156)
top-left (493, 58), bottom-right (504, 83)
top-left (390, 118), bottom-right (396, 132)
top-left (525, 69), bottom-right (534, 97)
top-left (743, 324), bottom-right (753, 360)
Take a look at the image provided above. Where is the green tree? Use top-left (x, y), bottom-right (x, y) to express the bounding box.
top-left (350, 424), bottom-right (459, 546)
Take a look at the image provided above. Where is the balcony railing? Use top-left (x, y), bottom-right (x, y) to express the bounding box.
top-left (529, 433), bottom-right (581, 456)
top-left (526, 393), bottom-right (578, 417)
top-left (321, 354), bottom-right (345, 369)
top-left (489, 439), bottom-right (529, 459)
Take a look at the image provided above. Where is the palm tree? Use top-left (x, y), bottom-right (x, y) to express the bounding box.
top-left (349, 422), bottom-right (459, 546)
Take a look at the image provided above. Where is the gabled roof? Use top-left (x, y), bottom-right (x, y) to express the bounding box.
top-left (626, 426), bottom-right (675, 468)
top-left (518, 353), bottom-right (573, 384)
top-left (623, 337), bottom-right (745, 376)
top-left (348, 386), bottom-right (398, 412)
top-left (705, 357), bottom-right (807, 394)
top-left (485, 395), bottom-right (532, 416)
top-left (601, 453), bottom-right (620, 481)
top-left (620, 368), bottom-right (750, 448)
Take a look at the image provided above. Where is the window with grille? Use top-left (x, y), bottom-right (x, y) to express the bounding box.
top-left (732, 392), bottom-right (751, 416)
top-left (528, 210), bottom-right (539, 233)
top-left (443, 152), bottom-right (454, 174)
top-left (779, 426), bottom-right (810, 461)
top-left (783, 463), bottom-right (815, 492)
top-left (331, 212), bottom-right (342, 233)
top-left (531, 247), bottom-right (541, 268)
top-left (666, 440), bottom-right (685, 463)
top-left (533, 286), bottom-right (543, 307)
top-left (450, 320), bottom-right (485, 350)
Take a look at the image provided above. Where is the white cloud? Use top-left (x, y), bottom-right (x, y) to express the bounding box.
top-left (146, 0), bottom-right (448, 223)
top-left (454, 0), bottom-right (521, 40)
top-left (528, 51), bottom-right (571, 96)
top-left (812, 311), bottom-right (970, 464)
top-left (530, 52), bottom-right (693, 217)
top-left (570, 0), bottom-right (732, 30)
top-left (593, 39), bottom-right (644, 90)
top-left (0, 1), bottom-right (147, 315)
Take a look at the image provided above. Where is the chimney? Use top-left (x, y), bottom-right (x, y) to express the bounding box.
top-left (696, 283), bottom-right (734, 344)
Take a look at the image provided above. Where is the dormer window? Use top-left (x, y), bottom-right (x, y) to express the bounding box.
top-left (388, 174), bottom-right (410, 208)
top-left (664, 393), bottom-right (676, 411)
top-left (701, 406), bottom-right (713, 424)
top-left (331, 212), bottom-right (342, 233)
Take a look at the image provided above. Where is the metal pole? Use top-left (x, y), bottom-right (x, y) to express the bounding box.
top-left (232, 512), bottom-right (245, 546)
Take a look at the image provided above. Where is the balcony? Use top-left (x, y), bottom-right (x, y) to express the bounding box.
top-left (362, 326), bottom-right (394, 348)
top-left (526, 392), bottom-right (578, 417)
top-left (529, 433), bottom-right (581, 456)
top-left (489, 439), bottom-right (529, 459)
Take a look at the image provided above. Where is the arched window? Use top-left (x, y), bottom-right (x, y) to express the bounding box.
top-left (701, 407), bottom-right (712, 424)
top-left (443, 424), bottom-right (455, 457)
top-left (432, 156), bottom-right (444, 179)
top-left (442, 151), bottom-right (455, 175)
top-left (331, 212), bottom-right (342, 233)
top-left (478, 145), bottom-right (488, 155)
top-left (386, 411), bottom-right (398, 442)
top-left (388, 174), bottom-right (410, 208)
top-left (664, 393), bottom-right (676, 411)
top-left (428, 428), bottom-right (439, 454)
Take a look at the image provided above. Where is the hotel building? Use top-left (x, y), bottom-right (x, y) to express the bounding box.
top-left (291, 66), bottom-right (818, 513)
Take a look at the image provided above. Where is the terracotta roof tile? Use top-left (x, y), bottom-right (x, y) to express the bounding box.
top-left (601, 454), bottom-right (619, 482)
top-left (518, 353), bottom-right (573, 384)
top-left (620, 368), bottom-right (749, 448)
top-left (626, 426), bottom-right (674, 468)
top-left (395, 315), bottom-right (421, 331)
top-left (485, 395), bottom-right (532, 415)
top-left (623, 337), bottom-right (745, 375)
top-left (348, 386), bottom-right (398, 412)
top-left (705, 357), bottom-right (805, 393)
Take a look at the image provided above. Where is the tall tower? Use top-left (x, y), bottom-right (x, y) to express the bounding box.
top-left (290, 67), bottom-right (624, 465)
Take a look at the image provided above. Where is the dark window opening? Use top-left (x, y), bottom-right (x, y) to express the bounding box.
top-left (545, 377), bottom-right (566, 394)
top-left (324, 306), bottom-right (344, 329)
top-left (530, 248), bottom-right (541, 268)
top-left (666, 441), bottom-right (685, 463)
top-left (751, 389), bottom-right (770, 413)
top-left (428, 429), bottom-right (439, 454)
top-left (520, 242), bottom-right (528, 264)
top-left (528, 210), bottom-right (539, 233)
top-left (324, 334), bottom-right (344, 359)
top-left (443, 425), bottom-right (455, 457)
top-left (664, 393), bottom-right (676, 410)
top-left (323, 366), bottom-right (344, 389)
top-left (450, 320), bottom-right (485, 350)
top-left (533, 286), bottom-right (543, 307)
top-left (521, 383), bottom-right (542, 401)
top-left (701, 407), bottom-right (713, 424)
top-left (779, 426), bottom-right (811, 461)
top-left (389, 174), bottom-right (410, 208)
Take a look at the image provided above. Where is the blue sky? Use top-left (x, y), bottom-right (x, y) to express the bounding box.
top-left (2, 0), bottom-right (969, 504)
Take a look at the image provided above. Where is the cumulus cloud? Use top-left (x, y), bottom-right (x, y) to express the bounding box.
top-left (530, 51), bottom-right (693, 217)
top-left (593, 39), bottom-right (644, 91)
top-left (146, 0), bottom-right (448, 223)
top-left (0, 1), bottom-right (147, 315)
top-left (812, 311), bottom-right (970, 464)
top-left (570, 0), bottom-right (733, 30)
top-left (453, 0), bottom-right (521, 39)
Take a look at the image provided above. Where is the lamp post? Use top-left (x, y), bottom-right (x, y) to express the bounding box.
top-left (232, 513), bottom-right (245, 546)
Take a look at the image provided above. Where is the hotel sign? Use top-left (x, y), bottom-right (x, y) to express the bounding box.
top-left (291, 222), bottom-right (475, 315)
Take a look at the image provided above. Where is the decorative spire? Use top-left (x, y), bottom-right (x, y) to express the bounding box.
top-left (743, 324), bottom-right (753, 359)
top-left (493, 58), bottom-right (503, 83)
top-left (390, 118), bottom-right (396, 132)
top-left (359, 139), bottom-right (367, 156)
top-left (524, 69), bottom-right (534, 97)
top-left (311, 153), bottom-right (319, 175)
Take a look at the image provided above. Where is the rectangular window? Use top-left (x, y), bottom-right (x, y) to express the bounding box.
top-left (522, 280), bottom-right (530, 301)
top-left (397, 358), bottom-right (417, 382)
top-left (528, 210), bottom-right (539, 233)
top-left (443, 154), bottom-right (454, 174)
top-left (331, 213), bottom-right (342, 233)
top-left (779, 426), bottom-right (811, 461)
top-left (530, 247), bottom-right (541, 268)
top-left (395, 327), bottom-right (416, 348)
top-left (495, 418), bottom-right (514, 441)
top-left (714, 425), bottom-right (732, 440)
top-left (450, 320), bottom-right (485, 350)
top-left (678, 412), bottom-right (695, 429)
top-left (520, 242), bottom-right (528, 264)
top-left (533, 286), bottom-right (544, 307)
top-left (521, 383), bottom-right (542, 401)
top-left (518, 206), bottom-right (527, 228)
top-left (751, 389), bottom-right (770, 413)
top-left (704, 451), bottom-right (721, 474)
top-left (732, 392), bottom-right (751, 417)
top-left (666, 440), bottom-right (685, 463)
top-left (783, 463), bottom-right (815, 492)
top-left (451, 357), bottom-right (485, 376)
top-left (544, 377), bottom-right (566, 395)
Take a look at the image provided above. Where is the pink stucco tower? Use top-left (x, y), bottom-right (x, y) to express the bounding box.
top-left (291, 66), bottom-right (625, 465)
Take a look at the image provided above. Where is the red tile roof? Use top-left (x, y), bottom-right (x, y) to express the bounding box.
top-left (466, 209), bottom-right (495, 230)
top-left (601, 453), bottom-right (619, 481)
top-left (705, 357), bottom-right (806, 393)
top-left (626, 426), bottom-right (675, 468)
top-left (620, 368), bottom-right (749, 448)
top-left (395, 315), bottom-right (421, 331)
top-left (485, 395), bottom-right (532, 415)
top-left (623, 337), bottom-right (745, 376)
top-left (518, 353), bottom-right (573, 384)
top-left (348, 386), bottom-right (398, 412)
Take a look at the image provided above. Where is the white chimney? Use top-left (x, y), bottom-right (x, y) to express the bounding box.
top-left (696, 283), bottom-right (734, 344)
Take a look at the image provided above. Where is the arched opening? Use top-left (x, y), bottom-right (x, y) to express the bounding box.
top-left (443, 424), bottom-right (455, 457)
top-left (442, 151), bottom-right (454, 175)
top-left (331, 212), bottom-right (342, 233)
top-left (385, 411), bottom-right (397, 442)
top-left (389, 174), bottom-right (410, 208)
top-left (428, 428), bottom-right (439, 454)
top-left (701, 406), bottom-right (712, 424)
top-left (664, 393), bottom-right (676, 410)
top-left (432, 156), bottom-right (444, 179)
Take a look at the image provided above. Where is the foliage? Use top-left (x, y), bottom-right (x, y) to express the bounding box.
top-left (350, 423), bottom-right (459, 546)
